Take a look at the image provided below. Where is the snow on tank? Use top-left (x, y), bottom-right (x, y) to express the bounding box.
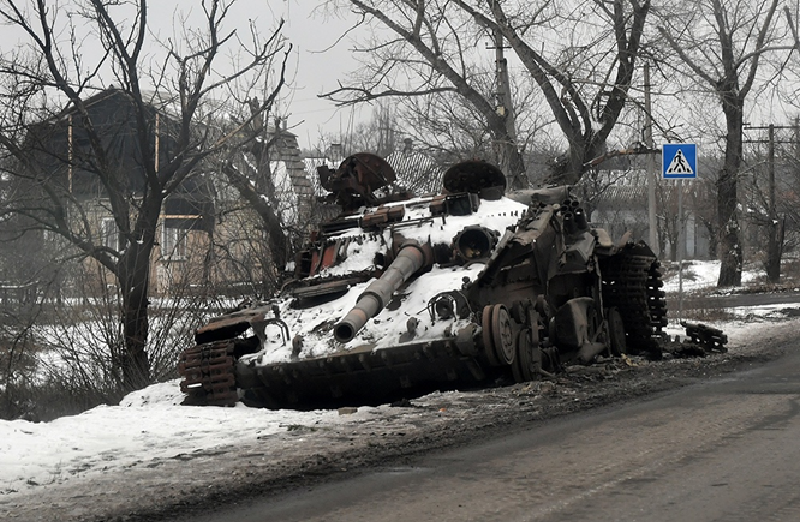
top-left (248, 192), bottom-right (528, 364)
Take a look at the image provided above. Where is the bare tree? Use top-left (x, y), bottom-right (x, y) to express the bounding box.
top-left (397, 73), bottom-right (554, 184)
top-left (781, 122), bottom-right (800, 257)
top-left (318, 103), bottom-right (400, 157)
top-left (320, 0), bottom-right (650, 186)
top-left (319, 1), bottom-right (528, 188)
top-left (658, 0), bottom-right (794, 286)
top-left (0, 0), bottom-right (289, 392)
top-left (741, 124), bottom-right (800, 282)
top-left (463, 0), bottom-right (651, 185)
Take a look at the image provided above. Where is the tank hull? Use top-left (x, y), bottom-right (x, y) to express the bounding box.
top-left (178, 155), bottom-right (725, 409)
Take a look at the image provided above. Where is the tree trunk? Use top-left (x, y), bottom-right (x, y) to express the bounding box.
top-left (489, 121), bottom-right (527, 190)
top-left (669, 237), bottom-right (678, 263)
top-left (506, 140), bottom-right (527, 191)
top-left (717, 99), bottom-right (743, 287)
top-left (202, 226), bottom-right (216, 300)
top-left (550, 144), bottom-right (588, 186)
top-left (718, 221), bottom-right (742, 286)
top-left (766, 129), bottom-right (780, 283)
top-left (658, 232), bottom-right (668, 261)
top-left (118, 242), bottom-right (153, 391)
top-left (702, 220), bottom-right (718, 258)
top-left (255, 131), bottom-right (289, 273)
top-left (766, 219), bottom-right (780, 283)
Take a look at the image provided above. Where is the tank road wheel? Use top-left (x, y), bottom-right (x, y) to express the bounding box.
top-left (482, 305), bottom-right (500, 366)
top-left (512, 329), bottom-right (542, 383)
top-left (607, 306), bottom-right (627, 356)
top-left (491, 304), bottom-right (515, 365)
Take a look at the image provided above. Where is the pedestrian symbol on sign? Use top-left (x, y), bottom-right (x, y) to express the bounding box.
top-left (666, 149), bottom-right (693, 175)
top-left (662, 143), bottom-right (697, 179)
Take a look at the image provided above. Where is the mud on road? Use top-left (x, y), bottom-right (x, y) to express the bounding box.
top-left (4, 320), bottom-right (799, 522)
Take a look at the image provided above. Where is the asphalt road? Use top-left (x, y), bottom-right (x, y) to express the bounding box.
top-left (196, 340), bottom-right (800, 522)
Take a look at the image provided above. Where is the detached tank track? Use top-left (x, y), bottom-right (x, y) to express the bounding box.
top-left (178, 340), bottom-right (238, 406)
top-left (601, 247), bottom-right (668, 354)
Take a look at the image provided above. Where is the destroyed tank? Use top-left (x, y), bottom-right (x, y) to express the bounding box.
top-left (178, 154), bottom-right (679, 409)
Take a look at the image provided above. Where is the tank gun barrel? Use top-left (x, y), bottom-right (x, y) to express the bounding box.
top-left (334, 239), bottom-right (431, 343)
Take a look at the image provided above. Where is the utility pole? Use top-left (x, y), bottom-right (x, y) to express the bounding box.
top-left (487, 0), bottom-right (519, 189)
top-left (644, 62), bottom-right (659, 255)
top-left (377, 105), bottom-right (394, 157)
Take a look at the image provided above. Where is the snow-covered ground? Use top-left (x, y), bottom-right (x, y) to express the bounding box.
top-left (0, 382), bottom-right (398, 495)
top-left (2, 260), bottom-right (799, 499)
top-left (662, 258), bottom-right (800, 294)
top-left (661, 259), bottom-right (754, 293)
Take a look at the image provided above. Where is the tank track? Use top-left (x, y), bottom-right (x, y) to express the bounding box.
top-left (178, 340), bottom-right (238, 406)
top-left (600, 245), bottom-right (668, 354)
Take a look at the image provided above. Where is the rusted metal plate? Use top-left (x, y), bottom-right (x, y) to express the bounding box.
top-left (309, 250), bottom-right (320, 277)
top-left (197, 312), bottom-right (265, 335)
top-left (289, 276), bottom-right (368, 300)
top-left (320, 244), bottom-right (337, 270)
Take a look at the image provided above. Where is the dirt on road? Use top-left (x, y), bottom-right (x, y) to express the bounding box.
top-left (3, 317), bottom-right (799, 522)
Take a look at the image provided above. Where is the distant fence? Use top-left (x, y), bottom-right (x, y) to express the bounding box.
top-left (0, 282), bottom-right (40, 306)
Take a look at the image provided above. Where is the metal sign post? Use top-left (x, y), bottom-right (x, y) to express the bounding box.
top-left (662, 143), bottom-right (697, 324)
top-left (678, 180), bottom-right (683, 322)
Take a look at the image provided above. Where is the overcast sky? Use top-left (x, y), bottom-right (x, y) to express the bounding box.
top-left (153, 0), bottom-right (366, 150)
top-left (273, 1), bottom-right (367, 149)
top-left (0, 1), bottom-right (364, 150)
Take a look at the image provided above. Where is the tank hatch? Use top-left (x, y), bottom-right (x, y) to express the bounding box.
top-left (443, 159), bottom-right (506, 198)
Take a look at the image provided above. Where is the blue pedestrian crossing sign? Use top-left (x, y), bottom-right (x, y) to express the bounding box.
top-left (662, 143), bottom-right (697, 179)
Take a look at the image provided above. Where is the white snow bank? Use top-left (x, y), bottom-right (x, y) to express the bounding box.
top-left (662, 259), bottom-right (760, 293)
top-left (0, 380), bottom-right (345, 494)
